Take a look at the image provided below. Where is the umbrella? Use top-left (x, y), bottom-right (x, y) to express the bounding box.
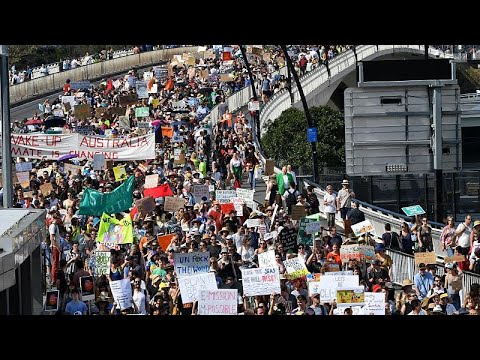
top-left (58, 154), bottom-right (78, 162)
top-left (25, 118), bottom-right (43, 125)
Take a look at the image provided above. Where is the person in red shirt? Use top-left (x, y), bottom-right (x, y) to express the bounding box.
top-left (326, 244), bottom-right (342, 268)
top-left (63, 79), bottom-right (71, 94)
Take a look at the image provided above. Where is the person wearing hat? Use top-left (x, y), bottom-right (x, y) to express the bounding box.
top-left (94, 291), bottom-right (112, 315)
top-left (438, 292), bottom-right (457, 315)
top-left (336, 179), bottom-right (355, 222)
top-left (367, 258), bottom-right (390, 292)
top-left (374, 242), bottom-right (393, 280)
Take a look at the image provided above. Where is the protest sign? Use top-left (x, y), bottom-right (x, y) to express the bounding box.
top-left (198, 289), bottom-right (238, 315)
top-left (95, 251), bottom-right (111, 276)
top-left (15, 162), bottom-right (32, 172)
top-left (93, 154), bottom-right (105, 171)
top-left (135, 107), bottom-right (149, 118)
top-left (177, 273), bottom-right (217, 303)
top-left (231, 197), bottom-right (244, 216)
top-left (173, 149), bottom-right (185, 164)
top-left (74, 104), bottom-right (91, 119)
top-left (53, 109), bottom-right (64, 117)
top-left (135, 196), bottom-right (156, 216)
top-left (241, 267), bottom-right (281, 297)
top-left (77, 125), bottom-right (95, 135)
top-left (80, 275), bottom-right (95, 301)
top-left (117, 116), bottom-right (131, 130)
top-left (70, 81), bottom-right (91, 90)
top-left (148, 84), bottom-right (158, 94)
top-left (110, 278), bottom-right (133, 310)
top-left (164, 196), bottom-right (185, 212)
top-left (45, 290), bottom-right (60, 312)
top-left (143, 71), bottom-right (153, 81)
top-left (39, 182), bottom-right (53, 195)
top-left (215, 190), bottom-right (236, 203)
top-left (118, 94), bottom-right (138, 106)
top-left (135, 81), bottom-right (148, 99)
top-left (220, 203), bottom-right (235, 215)
top-left (174, 252), bottom-right (210, 278)
top-left (444, 254), bottom-right (466, 263)
top-left (291, 205), bottom-right (306, 220)
top-left (278, 227), bottom-right (297, 253)
top-left (62, 96), bottom-right (75, 107)
top-left (192, 184), bottom-right (210, 203)
top-left (246, 219), bottom-right (262, 228)
top-left (144, 174), bottom-right (159, 189)
top-left (363, 292), bottom-right (385, 315)
top-left (414, 252), bottom-right (437, 265)
top-left (297, 217), bottom-right (317, 245)
top-left (248, 100), bottom-right (260, 112)
top-left (283, 257), bottom-right (309, 280)
top-left (317, 275), bottom-right (359, 302)
top-left (305, 221), bottom-right (321, 234)
top-left (236, 188), bottom-right (254, 202)
top-left (63, 163), bottom-right (83, 174)
top-left (264, 159), bottom-right (275, 175)
top-left (351, 219), bottom-right (375, 237)
top-left (16, 171), bottom-right (30, 188)
top-left (109, 107), bottom-right (126, 116)
top-left (113, 165), bottom-right (127, 182)
top-left (157, 233), bottom-right (175, 252)
top-left (336, 287), bottom-right (365, 307)
top-left (97, 212), bottom-right (133, 244)
top-left (258, 250), bottom-right (276, 268)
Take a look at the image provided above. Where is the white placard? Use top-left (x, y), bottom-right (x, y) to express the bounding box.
top-left (231, 197), bottom-right (244, 216)
top-left (148, 84), bottom-right (158, 94)
top-left (198, 289), bottom-right (238, 315)
top-left (241, 267), bottom-right (281, 297)
top-left (93, 153), bottom-right (105, 171)
top-left (110, 278), bottom-right (133, 310)
top-left (258, 250), bottom-right (276, 268)
top-left (143, 71), bottom-right (153, 81)
top-left (192, 185), bottom-right (210, 203)
top-left (177, 273), bottom-right (217, 303)
top-left (174, 252), bottom-right (210, 278)
top-left (350, 219), bottom-right (375, 237)
top-left (215, 190), bottom-right (236, 203)
top-left (305, 221), bottom-right (321, 234)
top-left (144, 174), bottom-right (159, 189)
top-left (135, 81), bottom-right (148, 99)
top-left (236, 188), bottom-right (254, 202)
top-left (283, 257), bottom-right (309, 280)
top-left (62, 96), bottom-right (76, 107)
top-left (362, 292), bottom-right (385, 315)
top-left (15, 162), bottom-right (33, 172)
top-left (245, 219), bottom-right (262, 228)
top-left (317, 275), bottom-right (359, 303)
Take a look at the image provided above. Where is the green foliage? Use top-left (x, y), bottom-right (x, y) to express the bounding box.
top-left (261, 105), bottom-right (345, 172)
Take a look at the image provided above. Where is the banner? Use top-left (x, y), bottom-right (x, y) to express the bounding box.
top-left (1, 133), bottom-right (156, 161)
top-left (177, 273), bottom-right (218, 304)
top-left (174, 252), bottom-right (210, 278)
top-left (241, 267), bottom-right (281, 297)
top-left (78, 175), bottom-right (135, 216)
top-left (97, 212), bottom-right (133, 244)
top-left (144, 184), bottom-right (174, 198)
top-left (110, 278), bottom-right (133, 310)
top-left (95, 251), bottom-right (111, 276)
top-left (283, 257), bottom-right (309, 280)
top-left (198, 289), bottom-right (238, 315)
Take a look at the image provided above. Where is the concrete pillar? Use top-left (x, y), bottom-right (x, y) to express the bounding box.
top-left (30, 246), bottom-right (43, 315)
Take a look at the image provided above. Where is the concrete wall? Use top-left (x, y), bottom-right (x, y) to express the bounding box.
top-left (9, 46), bottom-right (198, 105)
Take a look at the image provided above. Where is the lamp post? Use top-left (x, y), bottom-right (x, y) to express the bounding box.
top-left (280, 45), bottom-right (319, 183)
top-left (239, 45), bottom-right (260, 141)
top-left (0, 45), bottom-right (12, 208)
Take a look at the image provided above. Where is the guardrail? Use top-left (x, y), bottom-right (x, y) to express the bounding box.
top-left (9, 46), bottom-right (198, 105)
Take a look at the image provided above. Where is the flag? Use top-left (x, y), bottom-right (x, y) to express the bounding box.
top-left (97, 213), bottom-right (134, 244)
top-left (143, 184), bottom-right (173, 198)
top-left (78, 175), bottom-right (135, 216)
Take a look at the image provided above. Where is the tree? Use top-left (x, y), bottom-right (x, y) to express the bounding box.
top-left (261, 106), bottom-right (345, 173)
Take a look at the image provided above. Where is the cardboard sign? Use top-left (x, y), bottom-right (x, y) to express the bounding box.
top-left (144, 174), bottom-right (159, 189)
top-left (263, 53), bottom-right (271, 62)
top-left (198, 289), bottom-right (238, 315)
top-left (215, 190), bottom-right (236, 204)
top-left (414, 251), bottom-right (437, 265)
top-left (200, 69), bottom-right (209, 79)
top-left (174, 252), bottom-right (210, 278)
top-left (109, 107), bottom-right (126, 116)
top-left (113, 166), bottom-right (127, 182)
top-left (93, 154), bottom-right (105, 171)
top-left (290, 205), bottom-right (306, 220)
top-left (203, 51), bottom-right (215, 59)
top-left (118, 94), bottom-right (138, 106)
top-left (231, 197), bottom-right (244, 217)
top-left (135, 196), bottom-right (156, 216)
top-left (258, 250), bottom-right (276, 268)
top-left (241, 267), bottom-right (281, 297)
top-left (23, 191), bottom-right (33, 199)
top-left (74, 104), bottom-right (91, 119)
top-left (220, 74), bottom-right (234, 82)
top-left (173, 149), bottom-right (185, 164)
top-left (186, 56), bottom-right (196, 66)
top-left (283, 257), bottom-right (309, 280)
top-left (252, 47), bottom-right (263, 56)
top-left (177, 273), bottom-right (218, 304)
top-left (39, 182), bottom-right (54, 195)
top-left (164, 196), bottom-right (185, 212)
top-left (444, 254), bottom-right (466, 263)
top-left (63, 102), bottom-right (71, 112)
top-left (265, 159), bottom-right (275, 175)
top-left (16, 171), bottom-right (30, 188)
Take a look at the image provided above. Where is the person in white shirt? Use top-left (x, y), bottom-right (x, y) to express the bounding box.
top-left (323, 185), bottom-right (337, 228)
top-left (132, 277), bottom-right (149, 315)
top-left (408, 298), bottom-right (427, 315)
top-left (455, 214), bottom-right (473, 256)
top-left (286, 164), bottom-right (297, 187)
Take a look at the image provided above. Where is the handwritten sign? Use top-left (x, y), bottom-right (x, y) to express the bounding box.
top-left (444, 255), bottom-right (466, 263)
top-left (110, 278), bottom-right (133, 310)
top-left (297, 217), bottom-right (317, 245)
top-left (74, 104), bottom-right (91, 120)
top-left (198, 289), bottom-right (237, 315)
top-left (164, 196), bottom-right (185, 212)
top-left (113, 166), bottom-right (127, 182)
top-left (258, 250), bottom-right (276, 268)
top-left (144, 174), bottom-right (159, 189)
top-left (39, 182), bottom-right (54, 195)
top-left (241, 267), bottom-right (281, 297)
top-left (95, 251), bottom-right (111, 276)
top-left (231, 197), bottom-right (244, 217)
top-left (135, 107), bottom-right (149, 118)
top-left (192, 185), bottom-right (210, 203)
top-left (215, 190), bottom-right (236, 203)
top-left (174, 252), bottom-right (210, 278)
top-left (305, 221), bottom-right (321, 234)
top-left (317, 275), bottom-right (359, 302)
top-left (351, 219), bottom-right (375, 237)
top-left (414, 252), bottom-right (437, 265)
top-left (246, 219), bottom-right (262, 228)
top-left (278, 227), bottom-right (297, 253)
top-left (290, 205), bottom-right (306, 220)
top-left (177, 273), bottom-right (217, 304)
top-left (135, 196), bottom-right (156, 216)
top-left (363, 292), bottom-right (385, 315)
top-left (16, 171), bottom-right (30, 188)
top-left (15, 162), bottom-right (32, 172)
top-left (93, 153), bottom-right (105, 171)
top-left (283, 257), bottom-right (309, 280)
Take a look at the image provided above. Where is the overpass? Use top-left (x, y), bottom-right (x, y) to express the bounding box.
top-left (204, 44), bottom-right (480, 297)
top-left (8, 46), bottom-right (198, 105)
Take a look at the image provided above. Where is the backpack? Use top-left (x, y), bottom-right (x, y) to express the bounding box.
top-left (286, 190), bottom-right (297, 207)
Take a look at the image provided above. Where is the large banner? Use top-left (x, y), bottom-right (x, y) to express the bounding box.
top-left (174, 252), bottom-right (210, 278)
top-left (78, 175), bottom-right (135, 216)
top-left (197, 289), bottom-right (238, 315)
top-left (97, 212), bottom-right (134, 244)
top-left (2, 133), bottom-right (155, 161)
top-left (241, 267), bottom-right (281, 297)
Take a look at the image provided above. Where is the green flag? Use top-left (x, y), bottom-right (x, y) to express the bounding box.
top-left (78, 175), bottom-right (135, 216)
top-left (97, 212), bottom-right (134, 244)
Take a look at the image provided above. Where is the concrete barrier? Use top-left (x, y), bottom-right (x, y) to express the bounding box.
top-left (9, 46), bottom-right (198, 105)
